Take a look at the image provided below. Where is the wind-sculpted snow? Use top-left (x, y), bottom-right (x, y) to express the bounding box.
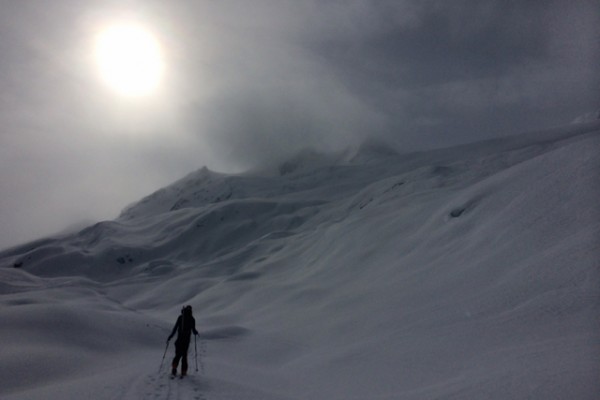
top-left (0, 123), bottom-right (599, 399)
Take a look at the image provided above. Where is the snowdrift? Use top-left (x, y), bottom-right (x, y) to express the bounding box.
top-left (1, 122), bottom-right (599, 399)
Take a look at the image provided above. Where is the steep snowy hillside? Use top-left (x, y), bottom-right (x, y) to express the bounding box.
top-left (1, 122), bottom-right (599, 400)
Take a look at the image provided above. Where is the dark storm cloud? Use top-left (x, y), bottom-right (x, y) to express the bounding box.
top-left (172, 0), bottom-right (599, 162)
top-left (296, 0), bottom-right (600, 145)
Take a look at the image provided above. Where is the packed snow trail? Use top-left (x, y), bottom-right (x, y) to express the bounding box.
top-left (130, 372), bottom-right (207, 400)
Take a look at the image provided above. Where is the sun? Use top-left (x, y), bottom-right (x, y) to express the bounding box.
top-left (94, 23), bottom-right (164, 97)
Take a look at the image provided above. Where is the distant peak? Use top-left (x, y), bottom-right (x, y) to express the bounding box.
top-left (118, 165), bottom-right (224, 219)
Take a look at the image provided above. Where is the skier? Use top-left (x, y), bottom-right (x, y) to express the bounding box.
top-left (167, 305), bottom-right (199, 377)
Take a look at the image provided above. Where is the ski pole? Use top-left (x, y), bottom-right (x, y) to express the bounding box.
top-left (159, 340), bottom-right (169, 373)
top-left (194, 334), bottom-right (199, 372)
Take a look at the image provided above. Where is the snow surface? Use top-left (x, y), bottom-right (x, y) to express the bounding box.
top-left (1, 122), bottom-right (599, 399)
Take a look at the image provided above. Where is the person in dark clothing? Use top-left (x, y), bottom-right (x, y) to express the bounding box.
top-left (167, 305), bottom-right (199, 377)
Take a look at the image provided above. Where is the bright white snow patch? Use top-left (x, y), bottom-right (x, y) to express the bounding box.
top-left (1, 123), bottom-right (599, 399)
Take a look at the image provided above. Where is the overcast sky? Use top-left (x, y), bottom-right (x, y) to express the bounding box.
top-left (0, 0), bottom-right (598, 250)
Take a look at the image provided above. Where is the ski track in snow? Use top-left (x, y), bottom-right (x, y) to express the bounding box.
top-left (133, 371), bottom-right (289, 400)
top-left (145, 373), bottom-right (206, 400)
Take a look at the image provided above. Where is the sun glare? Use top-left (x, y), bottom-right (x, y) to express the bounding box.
top-left (94, 23), bottom-right (164, 97)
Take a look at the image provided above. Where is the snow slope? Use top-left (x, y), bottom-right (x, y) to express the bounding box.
top-left (1, 122), bottom-right (599, 399)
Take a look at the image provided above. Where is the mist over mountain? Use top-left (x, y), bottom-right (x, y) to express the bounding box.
top-left (573, 109), bottom-right (600, 124)
top-left (1, 121), bottom-right (599, 399)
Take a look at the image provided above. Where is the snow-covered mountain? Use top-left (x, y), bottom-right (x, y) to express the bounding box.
top-left (1, 122), bottom-right (599, 399)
